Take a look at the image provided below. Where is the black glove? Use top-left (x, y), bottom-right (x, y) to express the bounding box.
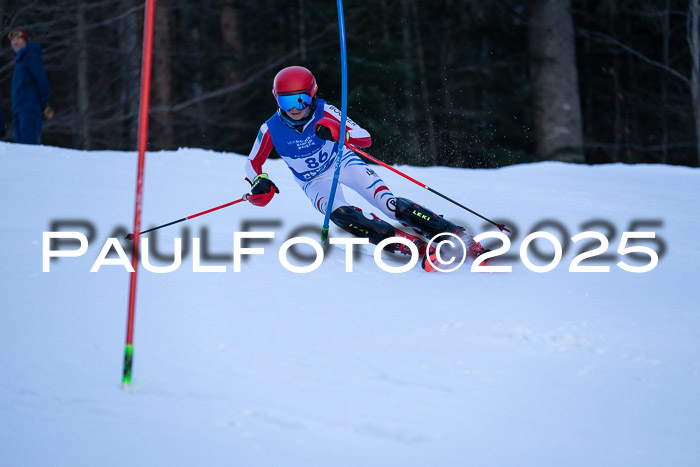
top-left (314, 116), bottom-right (348, 143)
top-left (250, 173), bottom-right (279, 195)
top-left (315, 123), bottom-right (335, 142)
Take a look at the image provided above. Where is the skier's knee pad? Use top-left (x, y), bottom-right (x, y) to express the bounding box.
top-left (394, 197), bottom-right (462, 238)
top-left (330, 205), bottom-right (395, 244)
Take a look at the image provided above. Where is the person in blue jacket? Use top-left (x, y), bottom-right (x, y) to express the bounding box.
top-left (9, 28), bottom-right (51, 145)
top-left (0, 89), bottom-right (6, 138)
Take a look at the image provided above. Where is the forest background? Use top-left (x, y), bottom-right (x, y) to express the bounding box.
top-left (1, 0), bottom-right (698, 169)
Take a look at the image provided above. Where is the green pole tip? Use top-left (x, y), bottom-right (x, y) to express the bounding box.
top-left (122, 344), bottom-right (134, 387)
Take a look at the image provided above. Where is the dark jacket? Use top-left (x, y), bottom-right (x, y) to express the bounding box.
top-left (12, 42), bottom-right (50, 115)
top-left (0, 89), bottom-right (6, 135)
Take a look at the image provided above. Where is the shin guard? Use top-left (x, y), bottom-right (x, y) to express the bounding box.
top-left (330, 206), bottom-right (396, 245)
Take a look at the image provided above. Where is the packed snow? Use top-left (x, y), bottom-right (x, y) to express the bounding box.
top-left (1, 142), bottom-right (699, 466)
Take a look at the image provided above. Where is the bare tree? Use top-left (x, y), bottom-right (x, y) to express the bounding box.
top-left (0, 0), bottom-right (694, 167)
top-left (400, 0), bottom-right (420, 161)
top-left (153, 0), bottom-right (174, 149)
top-left (220, 1), bottom-right (245, 136)
top-left (660, 0), bottom-right (671, 164)
top-left (119, 1), bottom-right (143, 148)
top-left (689, 0), bottom-right (700, 165)
top-left (76, 0), bottom-right (91, 149)
top-left (528, 0), bottom-right (585, 162)
top-left (580, 0), bottom-right (699, 166)
top-left (409, 0), bottom-right (438, 165)
top-left (299, 0), bottom-right (307, 61)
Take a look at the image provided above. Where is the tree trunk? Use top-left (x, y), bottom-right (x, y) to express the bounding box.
top-left (409, 0), bottom-right (438, 165)
top-left (689, 0), bottom-right (700, 167)
top-left (154, 0), bottom-right (174, 149)
top-left (612, 26), bottom-right (622, 163)
top-left (528, 0), bottom-right (585, 162)
top-left (440, 9), bottom-right (456, 166)
top-left (400, 0), bottom-right (420, 162)
top-left (660, 0), bottom-right (670, 164)
top-left (190, 0), bottom-right (207, 140)
top-left (120, 1), bottom-right (142, 149)
top-left (221, 1), bottom-right (245, 134)
top-left (76, 0), bottom-right (91, 149)
top-left (380, 0), bottom-right (390, 42)
top-left (299, 0), bottom-right (307, 61)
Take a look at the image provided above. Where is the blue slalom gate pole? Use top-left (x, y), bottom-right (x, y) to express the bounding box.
top-left (321, 0), bottom-right (348, 243)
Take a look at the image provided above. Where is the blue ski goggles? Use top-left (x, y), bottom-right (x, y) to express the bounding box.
top-left (276, 92), bottom-right (313, 111)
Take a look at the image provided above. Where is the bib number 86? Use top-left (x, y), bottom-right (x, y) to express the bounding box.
top-left (305, 151), bottom-right (331, 169)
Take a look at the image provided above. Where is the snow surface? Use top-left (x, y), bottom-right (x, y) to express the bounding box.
top-left (1, 142), bottom-right (699, 466)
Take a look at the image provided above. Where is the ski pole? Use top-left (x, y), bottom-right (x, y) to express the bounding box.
top-left (321, 0), bottom-right (349, 244)
top-left (347, 144), bottom-right (510, 233)
top-left (125, 195), bottom-right (249, 240)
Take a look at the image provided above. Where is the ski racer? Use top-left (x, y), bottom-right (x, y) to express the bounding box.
top-left (244, 65), bottom-right (486, 271)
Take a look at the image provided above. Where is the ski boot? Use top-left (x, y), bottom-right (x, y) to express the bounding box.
top-left (330, 205), bottom-right (426, 256)
top-left (420, 243), bottom-right (491, 272)
top-left (394, 197), bottom-right (487, 258)
top-left (391, 226), bottom-right (428, 257)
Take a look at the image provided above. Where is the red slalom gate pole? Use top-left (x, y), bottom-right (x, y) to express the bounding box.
top-left (123, 0), bottom-right (157, 390)
top-left (346, 144), bottom-right (510, 233)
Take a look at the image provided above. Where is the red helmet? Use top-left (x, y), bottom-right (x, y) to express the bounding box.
top-left (272, 66), bottom-right (318, 98)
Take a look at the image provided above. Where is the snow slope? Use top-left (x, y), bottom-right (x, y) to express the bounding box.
top-left (1, 142), bottom-right (699, 466)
